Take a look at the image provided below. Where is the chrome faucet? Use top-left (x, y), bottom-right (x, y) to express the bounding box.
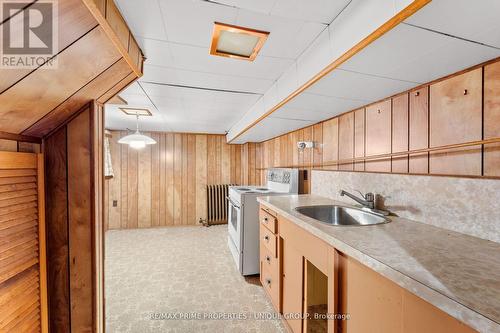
top-left (339, 190), bottom-right (390, 216)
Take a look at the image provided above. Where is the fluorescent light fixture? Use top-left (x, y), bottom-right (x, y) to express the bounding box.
top-left (118, 114), bottom-right (156, 149)
top-left (210, 22), bottom-right (269, 61)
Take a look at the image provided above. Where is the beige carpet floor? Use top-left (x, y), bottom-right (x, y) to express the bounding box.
top-left (105, 225), bottom-right (285, 333)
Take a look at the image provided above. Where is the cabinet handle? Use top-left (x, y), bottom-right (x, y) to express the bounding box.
top-left (415, 91), bottom-right (420, 97)
top-left (377, 109), bottom-right (381, 114)
top-left (264, 235), bottom-right (270, 241)
top-left (266, 256), bottom-right (271, 263)
top-left (265, 278), bottom-right (271, 285)
top-left (263, 217), bottom-right (268, 224)
top-left (463, 89), bottom-right (468, 95)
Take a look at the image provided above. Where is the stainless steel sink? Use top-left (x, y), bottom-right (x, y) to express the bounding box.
top-left (295, 205), bottom-right (390, 226)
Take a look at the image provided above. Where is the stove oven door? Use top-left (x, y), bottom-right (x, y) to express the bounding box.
top-left (227, 196), bottom-right (242, 251)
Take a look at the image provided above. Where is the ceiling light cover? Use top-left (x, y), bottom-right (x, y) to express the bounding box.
top-left (117, 113), bottom-right (157, 149)
top-left (210, 22), bottom-right (269, 61)
top-left (118, 131), bottom-right (156, 149)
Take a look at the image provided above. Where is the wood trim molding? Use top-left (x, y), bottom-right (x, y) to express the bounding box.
top-left (228, 0), bottom-right (431, 143)
top-left (0, 130), bottom-right (42, 143)
top-left (81, 0), bottom-right (143, 77)
top-left (37, 153), bottom-right (49, 333)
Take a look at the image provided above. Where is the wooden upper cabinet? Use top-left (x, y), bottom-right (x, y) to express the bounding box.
top-left (322, 118), bottom-right (339, 170)
top-left (338, 112), bottom-right (355, 171)
top-left (106, 0), bottom-right (131, 52)
top-left (365, 99), bottom-right (392, 172)
top-left (354, 108), bottom-right (365, 171)
top-left (312, 123), bottom-right (323, 167)
top-left (429, 69), bottom-right (482, 175)
top-left (484, 61), bottom-right (500, 177)
top-left (409, 86), bottom-right (429, 174)
top-left (392, 93), bottom-right (409, 173)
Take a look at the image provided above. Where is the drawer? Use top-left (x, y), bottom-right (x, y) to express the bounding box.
top-left (260, 244), bottom-right (279, 277)
top-left (260, 208), bottom-right (277, 234)
top-left (260, 225), bottom-right (277, 258)
top-left (261, 254), bottom-right (280, 311)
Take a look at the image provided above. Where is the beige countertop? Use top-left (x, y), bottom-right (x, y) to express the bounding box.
top-left (257, 194), bottom-right (500, 333)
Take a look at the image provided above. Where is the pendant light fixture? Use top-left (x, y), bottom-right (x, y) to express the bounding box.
top-left (118, 114), bottom-right (156, 149)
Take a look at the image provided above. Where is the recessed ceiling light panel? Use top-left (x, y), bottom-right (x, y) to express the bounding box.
top-left (210, 22), bottom-right (269, 61)
top-left (119, 107), bottom-right (152, 117)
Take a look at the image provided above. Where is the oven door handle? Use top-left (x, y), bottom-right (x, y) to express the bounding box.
top-left (226, 196), bottom-right (240, 209)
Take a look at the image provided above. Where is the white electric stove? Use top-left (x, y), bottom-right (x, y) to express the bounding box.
top-left (227, 168), bottom-right (300, 275)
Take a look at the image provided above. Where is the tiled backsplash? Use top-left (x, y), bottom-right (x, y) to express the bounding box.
top-left (311, 170), bottom-right (500, 243)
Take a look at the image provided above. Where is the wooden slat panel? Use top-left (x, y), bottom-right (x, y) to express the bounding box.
top-left (0, 182), bottom-right (36, 194)
top-left (484, 61), bottom-right (500, 177)
top-left (24, 59), bottom-right (132, 137)
top-left (338, 112), bottom-right (355, 171)
top-left (67, 110), bottom-right (93, 332)
top-left (0, 189), bottom-right (37, 201)
top-left (0, 27), bottom-right (121, 134)
top-left (366, 99), bottom-right (392, 172)
top-left (429, 69), bottom-right (482, 175)
top-left (0, 0), bottom-right (97, 94)
top-left (44, 126), bottom-right (70, 332)
top-left (392, 93), bottom-right (409, 173)
top-left (322, 118), bottom-right (339, 170)
top-left (107, 132), bottom-right (246, 229)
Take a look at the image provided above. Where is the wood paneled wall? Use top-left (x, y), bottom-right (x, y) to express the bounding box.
top-left (105, 132), bottom-right (254, 230)
top-left (44, 103), bottom-right (103, 332)
top-left (256, 58), bottom-right (500, 181)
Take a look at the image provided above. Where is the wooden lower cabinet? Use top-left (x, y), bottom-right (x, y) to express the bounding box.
top-left (259, 204), bottom-right (477, 333)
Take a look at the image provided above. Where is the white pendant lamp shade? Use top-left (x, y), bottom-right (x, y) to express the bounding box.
top-left (118, 130), bottom-right (156, 149)
top-left (118, 114), bottom-right (156, 149)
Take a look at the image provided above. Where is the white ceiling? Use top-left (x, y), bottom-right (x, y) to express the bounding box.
top-left (233, 0), bottom-right (500, 143)
top-left (105, 0), bottom-right (351, 133)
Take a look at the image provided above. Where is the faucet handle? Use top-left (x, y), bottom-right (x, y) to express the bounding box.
top-left (365, 192), bottom-right (374, 201)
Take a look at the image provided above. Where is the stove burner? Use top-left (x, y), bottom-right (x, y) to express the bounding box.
top-left (256, 188), bottom-right (269, 191)
top-left (236, 187), bottom-right (251, 191)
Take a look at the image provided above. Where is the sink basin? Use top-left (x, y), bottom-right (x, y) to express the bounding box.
top-left (295, 205), bottom-right (390, 226)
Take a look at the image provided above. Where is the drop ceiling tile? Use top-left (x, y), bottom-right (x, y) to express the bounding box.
top-left (329, 0), bottom-right (396, 60)
top-left (159, 0), bottom-right (237, 47)
top-left (339, 24), bottom-right (500, 84)
top-left (404, 0), bottom-right (500, 48)
top-left (141, 64), bottom-right (272, 94)
top-left (296, 28), bottom-right (332, 85)
top-left (271, 0), bottom-right (351, 24)
top-left (307, 68), bottom-right (417, 102)
top-left (168, 43), bottom-right (294, 80)
top-left (215, 0), bottom-right (277, 14)
top-left (272, 92), bottom-right (366, 120)
top-left (235, 10), bottom-right (325, 59)
top-left (136, 38), bottom-right (173, 68)
top-left (115, 0), bottom-right (168, 40)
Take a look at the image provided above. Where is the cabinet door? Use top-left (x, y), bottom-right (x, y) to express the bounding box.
top-left (365, 100), bottom-right (392, 172)
top-left (409, 86), bottom-right (429, 174)
top-left (392, 93), bottom-right (409, 173)
top-left (322, 118), bottom-right (339, 170)
top-left (429, 69), bottom-right (482, 175)
top-left (484, 61), bottom-right (500, 177)
top-left (340, 255), bottom-right (403, 333)
top-left (354, 108), bottom-right (365, 171)
top-left (282, 239), bottom-right (304, 333)
top-left (338, 112), bottom-right (354, 171)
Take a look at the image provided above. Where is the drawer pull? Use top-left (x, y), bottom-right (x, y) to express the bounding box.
top-left (415, 91), bottom-right (420, 97)
top-left (463, 89), bottom-right (468, 95)
top-left (265, 278), bottom-right (271, 285)
top-left (266, 256), bottom-right (271, 263)
top-left (264, 235), bottom-right (270, 241)
top-left (263, 217), bottom-right (268, 224)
